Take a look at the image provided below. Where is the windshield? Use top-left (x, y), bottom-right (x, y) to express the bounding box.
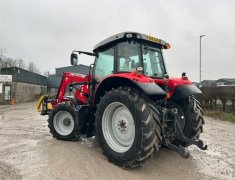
top-left (143, 46), bottom-right (166, 78)
top-left (117, 41), bottom-right (166, 78)
top-left (117, 41), bottom-right (141, 72)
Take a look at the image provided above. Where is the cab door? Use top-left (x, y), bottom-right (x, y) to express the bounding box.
top-left (93, 47), bottom-right (115, 82)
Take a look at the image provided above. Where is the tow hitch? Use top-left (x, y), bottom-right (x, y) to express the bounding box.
top-left (172, 108), bottom-right (207, 151)
top-left (150, 105), bottom-right (207, 158)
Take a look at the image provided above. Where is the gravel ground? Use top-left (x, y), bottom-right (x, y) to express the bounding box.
top-left (0, 102), bottom-right (234, 180)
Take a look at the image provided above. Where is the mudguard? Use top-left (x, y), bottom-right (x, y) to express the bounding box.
top-left (94, 74), bottom-right (166, 105)
top-left (134, 81), bottom-right (166, 96)
top-left (170, 84), bottom-right (201, 101)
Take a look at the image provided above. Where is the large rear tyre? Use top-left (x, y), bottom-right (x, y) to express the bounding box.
top-left (95, 87), bottom-right (161, 168)
top-left (174, 96), bottom-right (204, 146)
top-left (48, 103), bottom-right (84, 141)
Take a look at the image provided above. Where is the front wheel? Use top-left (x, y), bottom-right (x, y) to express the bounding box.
top-left (48, 103), bottom-right (84, 141)
top-left (95, 87), bottom-right (161, 168)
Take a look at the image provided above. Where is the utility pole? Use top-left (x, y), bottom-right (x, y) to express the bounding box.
top-left (199, 35), bottom-right (205, 86)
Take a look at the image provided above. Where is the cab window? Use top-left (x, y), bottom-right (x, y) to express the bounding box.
top-left (143, 47), bottom-right (165, 78)
top-left (94, 47), bottom-right (114, 81)
top-left (117, 41), bottom-right (141, 72)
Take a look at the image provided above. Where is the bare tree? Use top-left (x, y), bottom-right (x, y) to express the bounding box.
top-left (6, 58), bottom-right (17, 67)
top-left (0, 48), bottom-right (7, 68)
top-left (0, 57), bottom-right (17, 68)
top-left (43, 71), bottom-right (50, 77)
top-left (27, 62), bottom-right (35, 71)
top-left (0, 48), bottom-right (6, 59)
top-left (1, 48), bottom-right (42, 74)
top-left (16, 58), bottom-right (26, 69)
top-left (27, 61), bottom-right (40, 74)
top-left (1, 48), bottom-right (26, 69)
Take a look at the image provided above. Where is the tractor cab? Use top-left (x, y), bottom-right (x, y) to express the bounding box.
top-left (91, 32), bottom-right (170, 81)
top-left (71, 32), bottom-right (171, 83)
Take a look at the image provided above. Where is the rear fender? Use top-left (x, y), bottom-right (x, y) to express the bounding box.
top-left (94, 74), bottom-right (166, 105)
top-left (170, 84), bottom-right (202, 101)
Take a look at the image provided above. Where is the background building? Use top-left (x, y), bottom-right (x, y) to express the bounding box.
top-left (0, 65), bottom-right (90, 104)
top-left (214, 78), bottom-right (235, 86)
top-left (200, 78), bottom-right (235, 87)
top-left (0, 67), bottom-right (47, 104)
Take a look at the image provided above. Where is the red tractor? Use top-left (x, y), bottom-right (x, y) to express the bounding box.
top-left (38, 32), bottom-right (207, 168)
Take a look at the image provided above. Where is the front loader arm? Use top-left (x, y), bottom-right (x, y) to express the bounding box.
top-left (37, 72), bottom-right (90, 115)
top-left (56, 72), bottom-right (88, 103)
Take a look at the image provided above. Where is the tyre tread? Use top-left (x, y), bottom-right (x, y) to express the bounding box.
top-left (95, 87), bottom-right (162, 168)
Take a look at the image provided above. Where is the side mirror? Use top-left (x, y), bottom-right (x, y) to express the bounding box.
top-left (163, 74), bottom-right (169, 79)
top-left (163, 74), bottom-right (169, 82)
top-left (70, 53), bottom-right (78, 66)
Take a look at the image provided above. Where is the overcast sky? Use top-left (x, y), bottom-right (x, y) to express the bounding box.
top-left (0, 0), bottom-right (234, 82)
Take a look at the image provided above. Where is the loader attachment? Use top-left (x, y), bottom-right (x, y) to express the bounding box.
top-left (37, 95), bottom-right (53, 115)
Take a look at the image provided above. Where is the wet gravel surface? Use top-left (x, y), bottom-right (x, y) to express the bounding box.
top-left (0, 102), bottom-right (234, 180)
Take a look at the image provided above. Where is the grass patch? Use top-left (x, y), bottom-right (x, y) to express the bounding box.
top-left (204, 109), bottom-right (235, 123)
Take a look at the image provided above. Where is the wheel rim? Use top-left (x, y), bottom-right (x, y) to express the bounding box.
top-left (53, 111), bottom-right (74, 136)
top-left (102, 102), bottom-right (135, 153)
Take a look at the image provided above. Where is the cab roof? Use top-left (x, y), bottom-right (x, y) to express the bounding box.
top-left (93, 32), bottom-right (170, 52)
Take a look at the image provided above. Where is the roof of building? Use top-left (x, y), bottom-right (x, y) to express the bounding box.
top-left (0, 67), bottom-right (47, 86)
top-left (47, 64), bottom-right (90, 88)
top-left (201, 80), bottom-right (215, 83)
top-left (47, 74), bottom-right (62, 88)
top-left (55, 64), bottom-right (90, 76)
top-left (201, 80), bottom-right (215, 84)
top-left (215, 78), bottom-right (235, 83)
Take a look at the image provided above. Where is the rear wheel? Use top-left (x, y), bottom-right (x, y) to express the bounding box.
top-left (102, 102), bottom-right (135, 153)
top-left (95, 87), bottom-right (161, 168)
top-left (173, 96), bottom-right (204, 146)
top-left (48, 103), bottom-right (84, 141)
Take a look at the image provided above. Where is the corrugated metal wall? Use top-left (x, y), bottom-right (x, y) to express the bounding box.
top-left (47, 65), bottom-right (90, 89)
top-left (0, 67), bottom-right (47, 86)
top-left (47, 74), bottom-right (62, 88)
top-left (56, 65), bottom-right (90, 76)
